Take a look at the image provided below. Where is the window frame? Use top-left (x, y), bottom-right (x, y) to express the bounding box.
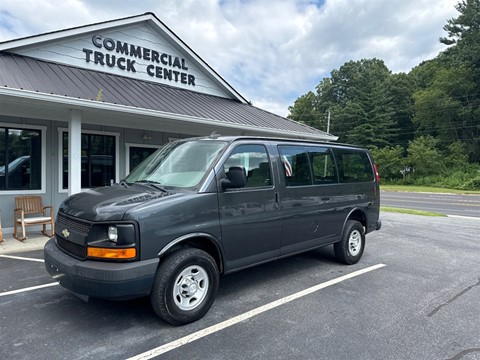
top-left (57, 128), bottom-right (120, 193)
top-left (0, 122), bottom-right (46, 194)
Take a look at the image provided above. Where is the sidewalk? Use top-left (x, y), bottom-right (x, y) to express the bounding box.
top-left (0, 233), bottom-right (50, 254)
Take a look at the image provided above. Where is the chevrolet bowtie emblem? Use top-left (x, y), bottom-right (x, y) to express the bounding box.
top-left (62, 228), bottom-right (70, 238)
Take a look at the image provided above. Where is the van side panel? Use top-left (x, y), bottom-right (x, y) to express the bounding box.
top-left (279, 184), bottom-right (343, 255)
top-left (125, 193), bottom-right (222, 260)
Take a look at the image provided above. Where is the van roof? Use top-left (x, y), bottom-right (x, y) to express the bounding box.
top-left (184, 135), bottom-right (367, 151)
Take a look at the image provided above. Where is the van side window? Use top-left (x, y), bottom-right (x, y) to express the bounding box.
top-left (278, 146), bottom-right (312, 186)
top-left (334, 149), bottom-right (373, 183)
top-left (224, 145), bottom-right (272, 188)
top-left (308, 147), bottom-right (337, 184)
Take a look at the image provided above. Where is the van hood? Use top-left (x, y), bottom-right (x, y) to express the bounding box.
top-left (59, 184), bottom-right (171, 221)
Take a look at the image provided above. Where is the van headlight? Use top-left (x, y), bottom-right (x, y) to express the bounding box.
top-left (86, 223), bottom-right (138, 261)
top-left (108, 226), bottom-right (118, 242)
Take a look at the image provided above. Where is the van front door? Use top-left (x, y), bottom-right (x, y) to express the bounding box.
top-left (216, 143), bottom-right (282, 271)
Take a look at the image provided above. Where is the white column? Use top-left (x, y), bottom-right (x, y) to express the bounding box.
top-left (68, 110), bottom-right (82, 196)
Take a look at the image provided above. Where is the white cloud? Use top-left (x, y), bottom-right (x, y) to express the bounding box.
top-left (0, 0), bottom-right (460, 116)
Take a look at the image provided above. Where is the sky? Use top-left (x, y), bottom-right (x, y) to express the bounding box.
top-left (0, 0), bottom-right (459, 117)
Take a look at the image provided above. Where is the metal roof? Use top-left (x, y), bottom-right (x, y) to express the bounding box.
top-left (0, 52), bottom-right (335, 140)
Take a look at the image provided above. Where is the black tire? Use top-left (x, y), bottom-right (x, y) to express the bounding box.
top-left (334, 220), bottom-right (365, 265)
top-left (150, 248), bottom-right (219, 325)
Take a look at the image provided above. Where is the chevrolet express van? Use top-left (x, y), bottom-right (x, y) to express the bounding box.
top-left (44, 136), bottom-right (381, 325)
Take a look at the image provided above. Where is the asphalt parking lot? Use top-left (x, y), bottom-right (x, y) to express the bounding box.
top-left (1, 212), bottom-right (479, 360)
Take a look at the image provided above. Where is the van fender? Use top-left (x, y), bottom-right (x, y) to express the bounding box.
top-left (341, 207), bottom-right (367, 235)
top-left (157, 232), bottom-right (224, 273)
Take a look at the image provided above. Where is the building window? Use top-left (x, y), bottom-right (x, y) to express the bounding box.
top-left (128, 146), bottom-right (159, 172)
top-left (62, 132), bottom-right (116, 189)
top-left (0, 127), bottom-right (42, 190)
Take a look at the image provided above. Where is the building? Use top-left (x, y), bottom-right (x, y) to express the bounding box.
top-left (0, 12), bottom-right (335, 235)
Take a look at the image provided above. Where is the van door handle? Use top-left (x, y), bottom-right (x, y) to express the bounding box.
top-left (321, 197), bottom-right (331, 202)
top-left (274, 192), bottom-right (280, 209)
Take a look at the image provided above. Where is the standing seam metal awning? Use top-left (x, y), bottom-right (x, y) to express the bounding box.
top-left (0, 52), bottom-right (336, 141)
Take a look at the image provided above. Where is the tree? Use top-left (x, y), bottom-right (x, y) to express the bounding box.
top-left (407, 136), bottom-right (445, 176)
top-left (287, 91), bottom-right (326, 130)
top-left (290, 58), bottom-right (400, 148)
top-left (371, 145), bottom-right (406, 180)
top-left (384, 73), bottom-right (415, 149)
top-left (445, 141), bottom-right (469, 170)
top-left (440, 0), bottom-right (480, 69)
top-left (412, 63), bottom-right (480, 161)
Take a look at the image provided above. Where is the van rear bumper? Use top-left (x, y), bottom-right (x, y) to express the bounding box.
top-left (44, 239), bottom-right (159, 300)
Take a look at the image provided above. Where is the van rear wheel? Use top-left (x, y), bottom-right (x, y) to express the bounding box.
top-left (334, 220), bottom-right (365, 265)
top-left (150, 248), bottom-right (219, 325)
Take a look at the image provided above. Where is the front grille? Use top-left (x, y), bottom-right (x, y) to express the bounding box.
top-left (56, 236), bottom-right (87, 259)
top-left (55, 213), bottom-right (90, 259)
top-left (56, 213), bottom-right (91, 236)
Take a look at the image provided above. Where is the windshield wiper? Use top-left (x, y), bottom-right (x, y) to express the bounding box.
top-left (119, 179), bottom-right (129, 188)
top-left (134, 180), bottom-right (168, 193)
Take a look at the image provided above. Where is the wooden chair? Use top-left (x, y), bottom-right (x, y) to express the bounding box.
top-left (14, 196), bottom-right (54, 241)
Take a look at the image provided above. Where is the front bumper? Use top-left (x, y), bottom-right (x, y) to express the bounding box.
top-left (44, 238), bottom-right (159, 300)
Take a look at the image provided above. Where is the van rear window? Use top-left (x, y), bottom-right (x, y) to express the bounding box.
top-left (334, 150), bottom-right (373, 183)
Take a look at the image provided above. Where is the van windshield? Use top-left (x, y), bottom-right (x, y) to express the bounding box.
top-left (125, 140), bottom-right (227, 188)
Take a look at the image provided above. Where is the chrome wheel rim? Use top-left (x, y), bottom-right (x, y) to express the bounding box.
top-left (173, 265), bottom-right (209, 311)
top-left (348, 230), bottom-right (362, 256)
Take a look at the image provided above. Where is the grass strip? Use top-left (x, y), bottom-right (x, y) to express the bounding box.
top-left (381, 185), bottom-right (480, 195)
top-left (381, 206), bottom-right (446, 217)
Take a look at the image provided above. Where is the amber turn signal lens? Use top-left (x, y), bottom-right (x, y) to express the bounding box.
top-left (87, 247), bottom-right (136, 259)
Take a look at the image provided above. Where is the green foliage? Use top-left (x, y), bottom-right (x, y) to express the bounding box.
top-left (445, 141), bottom-right (469, 169)
top-left (440, 0), bottom-right (480, 69)
top-left (460, 173), bottom-right (480, 189)
top-left (287, 91), bottom-right (324, 129)
top-left (371, 146), bottom-right (406, 180)
top-left (407, 136), bottom-right (445, 176)
top-left (313, 58), bottom-right (399, 148)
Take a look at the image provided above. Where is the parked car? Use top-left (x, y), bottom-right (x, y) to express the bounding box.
top-left (44, 135), bottom-right (381, 325)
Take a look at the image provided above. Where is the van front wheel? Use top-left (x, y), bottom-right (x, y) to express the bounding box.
top-left (334, 220), bottom-right (365, 265)
top-left (150, 248), bottom-right (219, 325)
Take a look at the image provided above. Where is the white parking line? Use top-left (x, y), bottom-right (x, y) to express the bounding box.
top-left (0, 254), bottom-right (45, 263)
top-left (447, 215), bottom-right (480, 220)
top-left (0, 282), bottom-right (59, 297)
top-left (127, 263), bottom-right (386, 360)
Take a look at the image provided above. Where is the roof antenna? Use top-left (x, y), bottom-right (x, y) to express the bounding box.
top-left (209, 131), bottom-right (221, 139)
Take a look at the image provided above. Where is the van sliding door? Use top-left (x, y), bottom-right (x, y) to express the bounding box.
top-left (278, 145), bottom-right (342, 255)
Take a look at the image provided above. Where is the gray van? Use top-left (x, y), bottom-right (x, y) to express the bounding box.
top-left (44, 136), bottom-right (381, 325)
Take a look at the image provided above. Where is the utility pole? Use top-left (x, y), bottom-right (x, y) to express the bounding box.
top-left (326, 110), bottom-right (331, 134)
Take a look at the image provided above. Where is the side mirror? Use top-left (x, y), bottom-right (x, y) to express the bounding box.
top-left (221, 166), bottom-right (246, 189)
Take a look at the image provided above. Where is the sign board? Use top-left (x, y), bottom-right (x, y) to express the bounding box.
top-left (13, 23), bottom-right (231, 98)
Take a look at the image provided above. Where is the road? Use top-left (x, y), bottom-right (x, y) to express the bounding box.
top-left (381, 190), bottom-right (480, 218)
top-left (1, 213), bottom-right (479, 360)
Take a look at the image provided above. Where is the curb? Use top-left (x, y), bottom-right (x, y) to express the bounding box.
top-left (0, 235), bottom-right (50, 255)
